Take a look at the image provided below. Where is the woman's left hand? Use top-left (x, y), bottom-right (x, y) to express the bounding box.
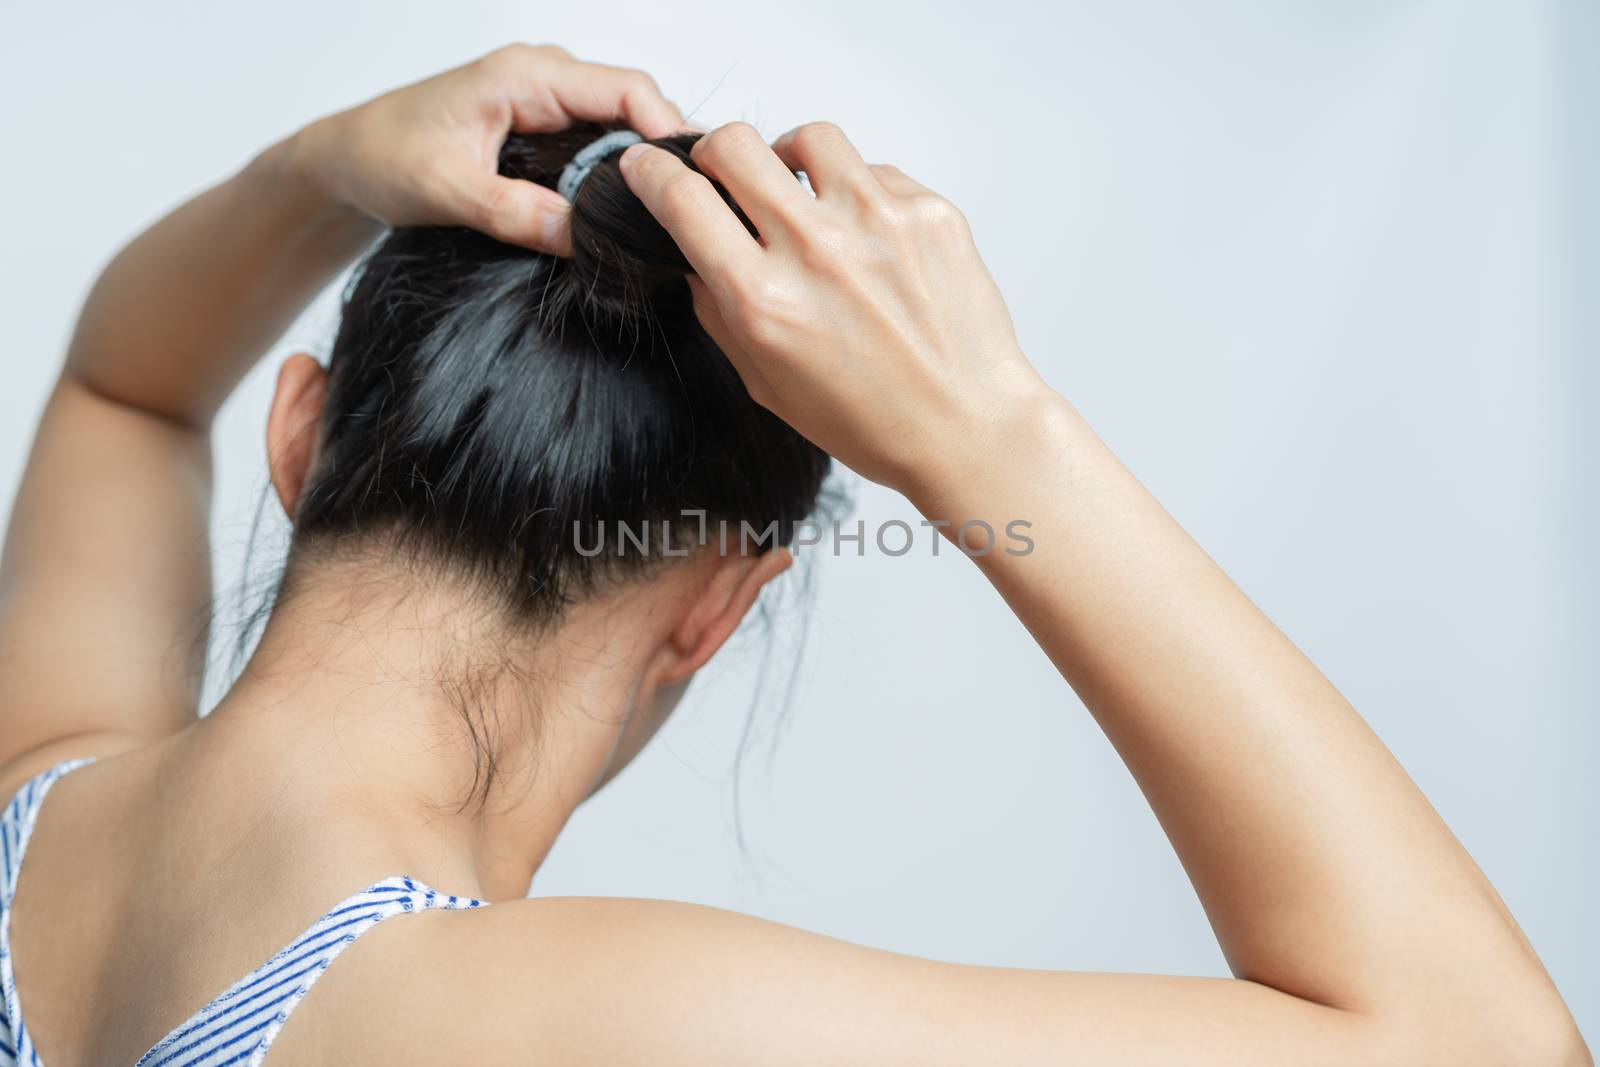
top-left (292, 43), bottom-right (685, 254)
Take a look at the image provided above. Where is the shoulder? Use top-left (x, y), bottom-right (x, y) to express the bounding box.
top-left (0, 731), bottom-right (153, 804)
top-left (265, 894), bottom-right (972, 1066)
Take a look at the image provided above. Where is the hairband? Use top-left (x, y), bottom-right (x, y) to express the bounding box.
top-left (557, 129), bottom-right (645, 202)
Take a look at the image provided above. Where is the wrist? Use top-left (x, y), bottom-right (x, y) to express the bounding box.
top-left (278, 119), bottom-right (338, 205)
top-left (253, 121), bottom-right (384, 248)
top-left (271, 119), bottom-right (372, 227)
top-left (901, 377), bottom-right (1082, 526)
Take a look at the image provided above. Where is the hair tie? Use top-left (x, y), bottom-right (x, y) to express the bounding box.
top-left (557, 130), bottom-right (645, 202)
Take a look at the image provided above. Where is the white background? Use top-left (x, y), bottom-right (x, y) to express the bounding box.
top-left (2, 0), bottom-right (1593, 1042)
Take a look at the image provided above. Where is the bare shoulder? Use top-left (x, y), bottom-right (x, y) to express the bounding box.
top-left (267, 894), bottom-right (991, 1066)
top-left (0, 731), bottom-right (154, 804)
top-left (262, 893), bottom-right (1378, 1067)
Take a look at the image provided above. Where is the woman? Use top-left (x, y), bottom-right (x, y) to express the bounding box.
top-left (0, 43), bottom-right (1585, 1066)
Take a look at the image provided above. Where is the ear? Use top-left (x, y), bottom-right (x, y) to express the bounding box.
top-left (657, 548), bottom-right (795, 685)
top-left (266, 353), bottom-right (329, 520)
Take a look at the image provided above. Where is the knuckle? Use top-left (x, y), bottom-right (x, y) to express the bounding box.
top-left (522, 42), bottom-right (568, 60)
top-left (657, 171), bottom-right (706, 215)
top-left (871, 163), bottom-right (909, 188)
top-left (511, 42), bottom-right (567, 63)
top-left (867, 197), bottom-right (908, 232)
top-left (792, 120), bottom-right (843, 152)
top-left (485, 42), bottom-right (526, 62)
top-left (914, 192), bottom-right (966, 231)
top-left (701, 121), bottom-right (762, 163)
top-left (620, 68), bottom-right (660, 94)
top-left (478, 43), bottom-right (534, 75)
top-left (719, 120), bottom-right (762, 142)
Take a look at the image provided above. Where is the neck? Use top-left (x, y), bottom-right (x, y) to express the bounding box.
top-left (191, 561), bottom-right (655, 902)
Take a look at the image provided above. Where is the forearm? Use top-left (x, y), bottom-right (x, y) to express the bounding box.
top-left (64, 130), bottom-right (381, 428)
top-left (912, 388), bottom-right (1576, 1038)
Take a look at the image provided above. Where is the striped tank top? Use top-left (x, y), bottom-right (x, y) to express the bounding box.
top-left (0, 758), bottom-right (488, 1066)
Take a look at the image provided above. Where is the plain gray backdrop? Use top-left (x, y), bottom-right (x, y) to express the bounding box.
top-left (2, 0), bottom-right (1593, 1041)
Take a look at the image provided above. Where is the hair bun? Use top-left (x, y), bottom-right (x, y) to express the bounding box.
top-left (496, 124), bottom-right (755, 326)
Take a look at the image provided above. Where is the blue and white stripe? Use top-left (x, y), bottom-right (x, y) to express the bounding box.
top-left (1, 758), bottom-right (94, 1067)
top-left (1, 760), bottom-right (487, 1067)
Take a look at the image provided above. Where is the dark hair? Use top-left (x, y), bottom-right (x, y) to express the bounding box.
top-left (284, 124), bottom-right (830, 626)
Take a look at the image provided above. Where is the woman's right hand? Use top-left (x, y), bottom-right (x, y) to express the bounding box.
top-left (619, 121), bottom-right (1052, 494)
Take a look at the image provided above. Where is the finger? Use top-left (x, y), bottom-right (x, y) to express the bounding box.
top-left (618, 142), bottom-right (764, 289)
top-left (440, 163), bottom-right (574, 255)
top-left (690, 122), bottom-right (814, 240)
top-left (868, 162), bottom-right (934, 198)
top-left (687, 275), bottom-right (775, 408)
top-left (488, 47), bottom-right (685, 139)
top-left (770, 122), bottom-right (874, 198)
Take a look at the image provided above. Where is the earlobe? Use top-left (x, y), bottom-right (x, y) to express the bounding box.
top-left (266, 353), bottom-right (329, 520)
top-left (659, 548), bottom-right (794, 685)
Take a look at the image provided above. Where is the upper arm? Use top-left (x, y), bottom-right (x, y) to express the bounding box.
top-left (480, 899), bottom-right (1387, 1066)
top-left (0, 375), bottom-right (212, 773)
top-left (302, 897), bottom-right (1426, 1067)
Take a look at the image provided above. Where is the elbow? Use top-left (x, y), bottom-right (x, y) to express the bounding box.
top-left (1450, 995), bottom-right (1590, 1067)
top-left (1546, 1019), bottom-right (1593, 1067)
top-left (1377, 986), bottom-right (1590, 1067)
top-left (1532, 1023), bottom-right (1592, 1067)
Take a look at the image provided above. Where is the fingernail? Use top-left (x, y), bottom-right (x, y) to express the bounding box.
top-left (620, 142), bottom-right (651, 166)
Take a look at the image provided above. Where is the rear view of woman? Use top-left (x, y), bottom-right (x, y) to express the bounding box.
top-left (0, 44), bottom-right (1587, 1066)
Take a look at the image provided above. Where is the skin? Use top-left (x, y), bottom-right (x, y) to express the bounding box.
top-left (0, 43), bottom-right (1587, 1067)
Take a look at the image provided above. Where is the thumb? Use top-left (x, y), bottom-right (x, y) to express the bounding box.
top-left (441, 165), bottom-right (574, 255)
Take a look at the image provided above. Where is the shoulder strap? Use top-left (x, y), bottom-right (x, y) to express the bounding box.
top-left (0, 757), bottom-right (97, 1067)
top-left (136, 876), bottom-right (488, 1067)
